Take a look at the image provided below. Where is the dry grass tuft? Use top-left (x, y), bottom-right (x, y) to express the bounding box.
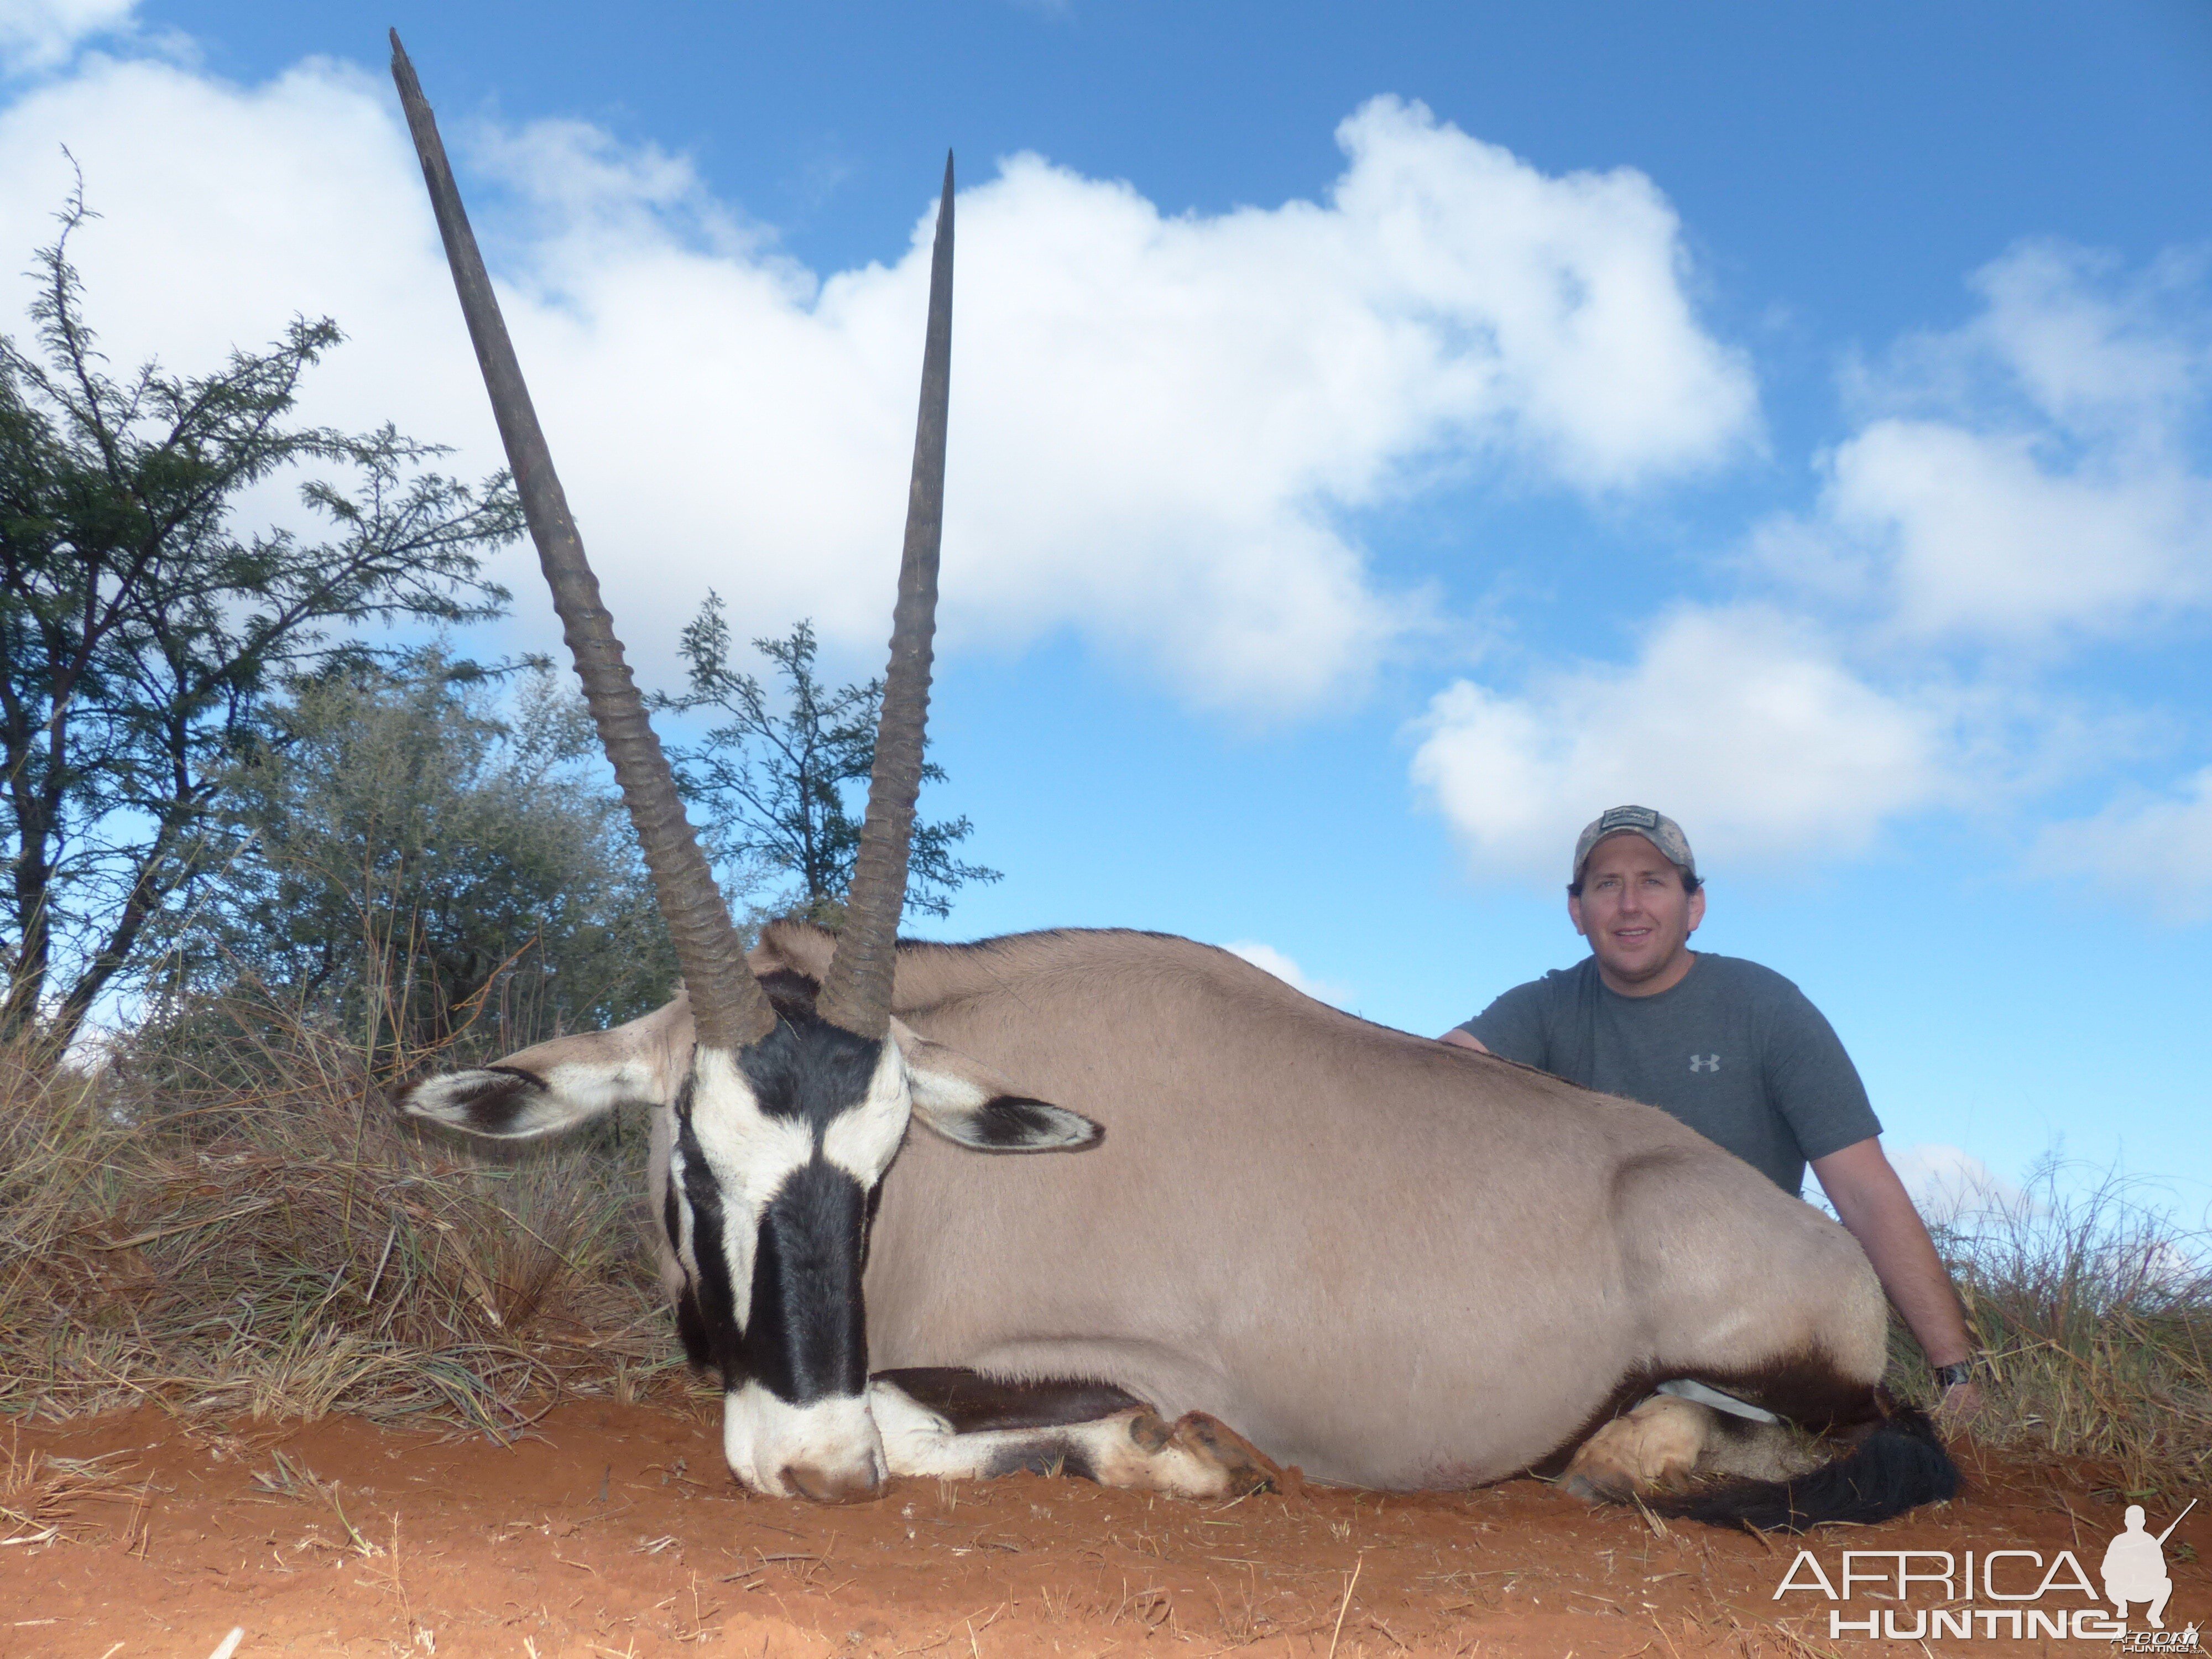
top-left (0, 1427), bottom-right (152, 1546)
top-left (1886, 1161), bottom-right (2212, 1496)
top-left (0, 1014), bottom-right (680, 1434)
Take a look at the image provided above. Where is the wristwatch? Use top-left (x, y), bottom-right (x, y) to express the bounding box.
top-left (1932, 1360), bottom-right (1979, 1390)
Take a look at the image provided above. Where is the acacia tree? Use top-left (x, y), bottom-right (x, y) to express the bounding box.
top-left (0, 192), bottom-right (520, 1042)
top-left (658, 596), bottom-right (999, 925)
top-left (161, 653), bottom-right (678, 1060)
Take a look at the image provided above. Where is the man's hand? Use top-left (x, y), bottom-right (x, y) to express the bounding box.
top-left (1439, 1029), bottom-right (1490, 1053)
top-left (1936, 1378), bottom-right (1985, 1430)
top-left (1811, 1136), bottom-right (1981, 1424)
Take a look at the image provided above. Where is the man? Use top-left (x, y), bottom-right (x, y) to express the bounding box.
top-left (1442, 805), bottom-right (1981, 1419)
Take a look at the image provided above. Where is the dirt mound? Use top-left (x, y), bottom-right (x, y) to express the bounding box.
top-left (0, 1403), bottom-right (2192, 1657)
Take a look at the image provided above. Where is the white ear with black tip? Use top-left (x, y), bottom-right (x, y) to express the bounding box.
top-left (399, 1066), bottom-right (563, 1138)
top-left (888, 1018), bottom-right (1102, 1153)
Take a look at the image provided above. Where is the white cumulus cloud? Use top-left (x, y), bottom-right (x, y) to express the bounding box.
top-left (1409, 605), bottom-right (1953, 879)
top-left (0, 0), bottom-right (135, 76)
top-left (0, 57), bottom-right (1757, 712)
top-left (1757, 241), bottom-right (2212, 648)
top-left (1417, 239), bottom-right (2212, 899)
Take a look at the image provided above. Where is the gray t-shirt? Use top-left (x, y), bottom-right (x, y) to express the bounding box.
top-left (1457, 953), bottom-right (1879, 1196)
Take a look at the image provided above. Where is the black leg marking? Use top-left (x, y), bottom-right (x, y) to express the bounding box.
top-left (979, 1436), bottom-right (1100, 1483)
top-left (875, 1368), bottom-right (1149, 1434)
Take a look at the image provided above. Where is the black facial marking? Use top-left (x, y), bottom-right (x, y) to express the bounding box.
top-left (661, 1174), bottom-right (711, 1369)
top-left (673, 1284), bottom-right (712, 1370)
top-left (743, 1159), bottom-right (872, 1405)
top-left (734, 1013), bottom-right (884, 1130)
top-left (663, 1012), bottom-right (901, 1403)
top-left (729, 1014), bottom-right (889, 1404)
top-left (671, 1074), bottom-right (747, 1385)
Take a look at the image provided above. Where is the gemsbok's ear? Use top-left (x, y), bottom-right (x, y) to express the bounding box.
top-left (889, 1018), bottom-right (1102, 1154)
top-left (398, 1066), bottom-right (572, 1139)
top-left (397, 1000), bottom-right (696, 1139)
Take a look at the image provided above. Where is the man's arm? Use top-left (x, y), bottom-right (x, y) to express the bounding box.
top-left (1809, 1136), bottom-right (1980, 1420)
top-left (1441, 979), bottom-right (1552, 1066)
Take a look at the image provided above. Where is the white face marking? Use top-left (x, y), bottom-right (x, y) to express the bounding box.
top-left (821, 1037), bottom-right (911, 1183)
top-left (665, 1140), bottom-right (701, 1285)
top-left (665, 1040), bottom-right (915, 1495)
top-left (682, 1047), bottom-right (816, 1330)
top-left (722, 1380), bottom-right (884, 1497)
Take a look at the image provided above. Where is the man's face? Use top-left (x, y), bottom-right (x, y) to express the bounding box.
top-left (1568, 832), bottom-right (1704, 993)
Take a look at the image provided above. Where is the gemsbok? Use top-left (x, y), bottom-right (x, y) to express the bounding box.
top-left (388, 36), bottom-right (1959, 1530)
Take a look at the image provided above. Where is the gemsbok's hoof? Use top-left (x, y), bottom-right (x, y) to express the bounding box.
top-left (1559, 1394), bottom-right (1708, 1501)
top-left (1110, 1408), bottom-right (1280, 1498)
top-left (1166, 1411), bottom-right (1282, 1495)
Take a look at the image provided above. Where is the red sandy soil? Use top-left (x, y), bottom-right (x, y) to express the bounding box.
top-left (0, 1402), bottom-right (2199, 1658)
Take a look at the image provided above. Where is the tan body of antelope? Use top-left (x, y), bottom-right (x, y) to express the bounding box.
top-left (409, 922), bottom-right (1957, 1525)
top-left (388, 36), bottom-right (1957, 1527)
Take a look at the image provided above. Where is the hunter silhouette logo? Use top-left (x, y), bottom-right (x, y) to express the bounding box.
top-left (2106, 1500), bottom-right (2195, 1631)
top-left (1771, 1498), bottom-right (2198, 1643)
top-left (1689, 1053), bottom-right (1720, 1072)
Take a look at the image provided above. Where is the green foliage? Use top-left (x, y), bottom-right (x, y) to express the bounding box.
top-left (658, 597), bottom-right (999, 925)
top-left (0, 187), bottom-right (521, 1042)
top-left (150, 651), bottom-right (678, 1066)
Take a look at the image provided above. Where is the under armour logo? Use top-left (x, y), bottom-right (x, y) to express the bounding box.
top-left (1689, 1053), bottom-right (1721, 1073)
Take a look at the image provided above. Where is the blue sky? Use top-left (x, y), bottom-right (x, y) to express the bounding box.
top-left (3, 1), bottom-right (2208, 1218)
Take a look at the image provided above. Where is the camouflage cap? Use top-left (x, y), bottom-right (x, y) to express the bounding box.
top-left (1571, 805), bottom-right (1696, 885)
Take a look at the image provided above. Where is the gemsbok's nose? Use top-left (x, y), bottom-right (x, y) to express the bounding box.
top-left (781, 1460), bottom-right (884, 1504)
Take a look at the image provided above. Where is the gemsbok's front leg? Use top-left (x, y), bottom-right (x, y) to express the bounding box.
top-left (1559, 1392), bottom-right (1715, 1499)
top-left (869, 1370), bottom-right (1280, 1499)
top-left (1559, 1391), bottom-right (1826, 1502)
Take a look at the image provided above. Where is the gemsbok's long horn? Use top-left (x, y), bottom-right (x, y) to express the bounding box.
top-left (812, 156), bottom-right (954, 1041)
top-left (389, 32), bottom-right (776, 1053)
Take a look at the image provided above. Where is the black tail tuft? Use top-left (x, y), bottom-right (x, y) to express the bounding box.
top-left (1654, 1406), bottom-right (1960, 1532)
